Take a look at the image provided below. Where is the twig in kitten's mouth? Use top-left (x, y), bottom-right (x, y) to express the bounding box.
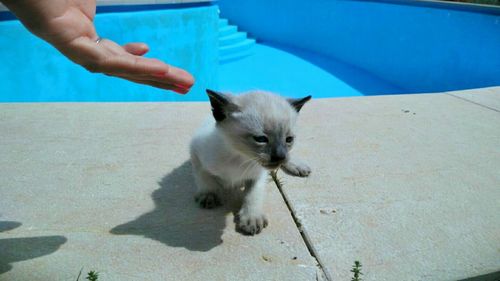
top-left (270, 169), bottom-right (284, 188)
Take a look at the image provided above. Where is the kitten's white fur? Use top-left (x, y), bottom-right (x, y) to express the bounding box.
top-left (190, 90), bottom-right (310, 235)
top-left (191, 117), bottom-right (268, 233)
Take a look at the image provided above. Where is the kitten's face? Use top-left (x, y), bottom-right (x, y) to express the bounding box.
top-left (207, 90), bottom-right (311, 170)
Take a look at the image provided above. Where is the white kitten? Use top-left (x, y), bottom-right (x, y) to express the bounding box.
top-left (190, 89), bottom-right (311, 235)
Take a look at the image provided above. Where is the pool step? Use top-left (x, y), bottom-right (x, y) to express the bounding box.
top-left (219, 25), bottom-right (237, 37)
top-left (220, 39), bottom-right (256, 57)
top-left (218, 18), bottom-right (228, 28)
top-left (219, 32), bottom-right (247, 47)
top-left (218, 18), bottom-right (255, 64)
top-left (219, 48), bottom-right (254, 64)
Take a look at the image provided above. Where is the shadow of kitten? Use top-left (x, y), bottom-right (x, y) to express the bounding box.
top-left (110, 161), bottom-right (231, 252)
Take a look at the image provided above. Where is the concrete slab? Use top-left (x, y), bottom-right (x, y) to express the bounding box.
top-left (2, 88), bottom-right (499, 281)
top-left (447, 86), bottom-right (500, 112)
top-left (0, 103), bottom-right (319, 281)
top-left (281, 89), bottom-right (500, 280)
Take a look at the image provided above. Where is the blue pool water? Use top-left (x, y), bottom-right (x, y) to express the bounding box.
top-left (0, 0), bottom-right (499, 102)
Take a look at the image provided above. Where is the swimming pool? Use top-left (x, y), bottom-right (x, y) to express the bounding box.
top-left (0, 0), bottom-right (499, 102)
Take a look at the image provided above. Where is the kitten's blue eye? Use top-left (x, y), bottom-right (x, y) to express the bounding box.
top-left (253, 136), bottom-right (268, 143)
top-left (286, 136), bottom-right (294, 143)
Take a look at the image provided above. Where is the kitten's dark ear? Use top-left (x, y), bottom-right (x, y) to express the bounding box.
top-left (288, 95), bottom-right (312, 112)
top-left (206, 89), bottom-right (238, 122)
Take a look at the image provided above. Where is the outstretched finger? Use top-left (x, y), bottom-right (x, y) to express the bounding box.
top-left (152, 64), bottom-right (195, 89)
top-left (123, 77), bottom-right (190, 94)
top-left (108, 67), bottom-right (193, 91)
top-left (102, 55), bottom-right (195, 89)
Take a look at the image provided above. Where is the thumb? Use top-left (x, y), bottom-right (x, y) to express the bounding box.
top-left (123, 43), bottom-right (149, 56)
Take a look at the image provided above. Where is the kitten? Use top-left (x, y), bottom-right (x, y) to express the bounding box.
top-left (189, 89), bottom-right (311, 235)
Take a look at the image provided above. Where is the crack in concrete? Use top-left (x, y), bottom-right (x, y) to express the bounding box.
top-left (271, 171), bottom-right (333, 281)
top-left (445, 93), bottom-right (500, 113)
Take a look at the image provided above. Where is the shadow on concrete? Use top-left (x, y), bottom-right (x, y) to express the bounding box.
top-left (458, 271), bottom-right (500, 281)
top-left (110, 161), bottom-right (231, 252)
top-left (0, 221), bottom-right (67, 274)
top-left (0, 221), bottom-right (22, 233)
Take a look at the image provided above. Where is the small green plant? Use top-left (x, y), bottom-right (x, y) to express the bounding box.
top-left (351, 261), bottom-right (363, 281)
top-left (86, 271), bottom-right (99, 281)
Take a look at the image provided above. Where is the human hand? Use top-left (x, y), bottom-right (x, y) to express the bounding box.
top-left (63, 36), bottom-right (195, 94)
top-left (1, 0), bottom-right (194, 94)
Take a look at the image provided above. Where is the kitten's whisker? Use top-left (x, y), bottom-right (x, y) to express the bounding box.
top-left (241, 158), bottom-right (258, 178)
top-left (240, 157), bottom-right (260, 183)
top-left (227, 156), bottom-right (259, 187)
top-left (238, 156), bottom-right (257, 169)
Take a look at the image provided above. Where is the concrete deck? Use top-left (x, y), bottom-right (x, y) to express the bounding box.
top-left (1, 87), bottom-right (499, 280)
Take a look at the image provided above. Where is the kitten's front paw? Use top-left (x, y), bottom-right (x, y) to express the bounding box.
top-left (281, 161), bottom-right (311, 177)
top-left (195, 192), bottom-right (221, 209)
top-left (236, 212), bottom-right (268, 235)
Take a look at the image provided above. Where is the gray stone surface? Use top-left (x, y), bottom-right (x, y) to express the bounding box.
top-left (282, 89), bottom-right (500, 280)
top-left (0, 103), bottom-right (318, 281)
top-left (447, 86), bottom-right (500, 112)
top-left (1, 88), bottom-right (499, 281)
